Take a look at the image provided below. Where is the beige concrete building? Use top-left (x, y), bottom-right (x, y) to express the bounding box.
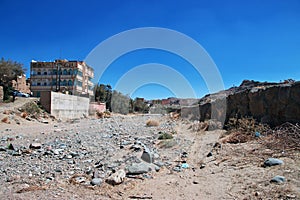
top-left (30, 59), bottom-right (94, 97)
top-left (12, 74), bottom-right (31, 94)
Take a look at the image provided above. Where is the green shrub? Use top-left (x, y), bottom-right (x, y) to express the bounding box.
top-left (158, 132), bottom-right (173, 140)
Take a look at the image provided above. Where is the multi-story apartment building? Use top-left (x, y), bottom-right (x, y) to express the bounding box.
top-left (30, 59), bottom-right (94, 97)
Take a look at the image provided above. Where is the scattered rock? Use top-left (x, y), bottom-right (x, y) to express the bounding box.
top-left (264, 158), bottom-right (284, 167)
top-left (130, 144), bottom-right (141, 151)
top-left (91, 178), bottom-right (102, 186)
top-left (29, 143), bottom-right (42, 149)
top-left (106, 169), bottom-right (126, 185)
top-left (173, 166), bottom-right (182, 172)
top-left (141, 147), bottom-right (153, 163)
top-left (154, 161), bottom-right (164, 167)
top-left (200, 164), bottom-right (206, 169)
top-left (181, 152), bottom-right (188, 158)
top-left (270, 175), bottom-right (286, 183)
top-left (207, 152), bottom-right (213, 157)
top-left (74, 176), bottom-right (87, 184)
top-left (127, 162), bottom-right (151, 175)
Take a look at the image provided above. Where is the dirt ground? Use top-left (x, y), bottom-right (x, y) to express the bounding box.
top-left (0, 98), bottom-right (299, 200)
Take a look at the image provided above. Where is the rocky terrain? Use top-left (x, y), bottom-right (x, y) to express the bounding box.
top-left (0, 98), bottom-right (299, 200)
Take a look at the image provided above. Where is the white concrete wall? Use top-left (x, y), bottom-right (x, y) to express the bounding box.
top-left (50, 91), bottom-right (89, 119)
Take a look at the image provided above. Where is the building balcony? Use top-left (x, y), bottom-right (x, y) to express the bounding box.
top-left (30, 85), bottom-right (53, 91)
top-left (31, 74), bottom-right (55, 79)
top-left (31, 74), bottom-right (75, 79)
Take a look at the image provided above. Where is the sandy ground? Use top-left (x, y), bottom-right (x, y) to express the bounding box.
top-left (0, 99), bottom-right (299, 200)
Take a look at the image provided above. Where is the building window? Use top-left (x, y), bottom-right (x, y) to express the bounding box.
top-left (37, 71), bottom-right (41, 75)
top-left (68, 69), bottom-right (72, 75)
top-left (37, 82), bottom-right (41, 86)
top-left (43, 71), bottom-right (47, 75)
top-left (63, 69), bottom-right (68, 75)
top-left (44, 82), bottom-right (47, 86)
top-left (52, 80), bottom-right (57, 86)
top-left (77, 70), bottom-right (83, 77)
top-left (77, 81), bottom-right (82, 87)
top-left (62, 80), bottom-right (67, 86)
top-left (68, 80), bottom-right (73, 86)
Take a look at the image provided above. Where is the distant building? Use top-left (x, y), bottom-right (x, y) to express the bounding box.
top-left (12, 74), bottom-right (31, 94)
top-left (30, 59), bottom-right (94, 97)
top-left (161, 98), bottom-right (171, 105)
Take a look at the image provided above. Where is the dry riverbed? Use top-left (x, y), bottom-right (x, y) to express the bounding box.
top-left (0, 100), bottom-right (299, 199)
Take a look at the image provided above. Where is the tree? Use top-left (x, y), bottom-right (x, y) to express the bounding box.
top-left (0, 58), bottom-right (26, 101)
top-left (133, 97), bottom-right (149, 113)
top-left (94, 83), bottom-right (113, 111)
top-left (111, 90), bottom-right (131, 114)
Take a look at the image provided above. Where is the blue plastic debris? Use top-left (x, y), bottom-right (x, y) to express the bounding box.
top-left (181, 163), bottom-right (189, 169)
top-left (255, 132), bottom-right (261, 137)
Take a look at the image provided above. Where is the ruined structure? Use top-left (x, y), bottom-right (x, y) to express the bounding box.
top-left (11, 74), bottom-right (31, 94)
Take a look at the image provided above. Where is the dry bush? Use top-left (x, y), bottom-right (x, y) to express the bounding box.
top-left (96, 111), bottom-right (104, 118)
top-left (3, 110), bottom-right (12, 115)
top-left (20, 112), bottom-right (28, 118)
top-left (189, 121), bottom-right (209, 132)
top-left (146, 119), bottom-right (159, 127)
top-left (96, 111), bottom-right (111, 119)
top-left (158, 139), bottom-right (177, 148)
top-left (189, 120), bottom-right (223, 132)
top-left (1, 117), bottom-right (10, 124)
top-left (221, 117), bottom-right (269, 144)
top-left (16, 185), bottom-right (47, 193)
top-left (169, 112), bottom-right (180, 120)
top-left (263, 122), bottom-right (300, 153)
top-left (104, 111), bottom-right (111, 118)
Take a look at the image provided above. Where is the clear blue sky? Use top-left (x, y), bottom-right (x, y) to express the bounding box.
top-left (1, 0), bottom-right (299, 99)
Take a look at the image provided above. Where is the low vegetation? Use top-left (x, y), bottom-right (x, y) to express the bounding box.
top-left (146, 119), bottom-right (159, 127)
top-left (158, 131), bottom-right (173, 140)
top-left (20, 101), bottom-right (41, 115)
top-left (221, 117), bottom-right (270, 143)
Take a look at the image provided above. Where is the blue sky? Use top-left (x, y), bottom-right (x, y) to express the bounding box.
top-left (1, 0), bottom-right (299, 99)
